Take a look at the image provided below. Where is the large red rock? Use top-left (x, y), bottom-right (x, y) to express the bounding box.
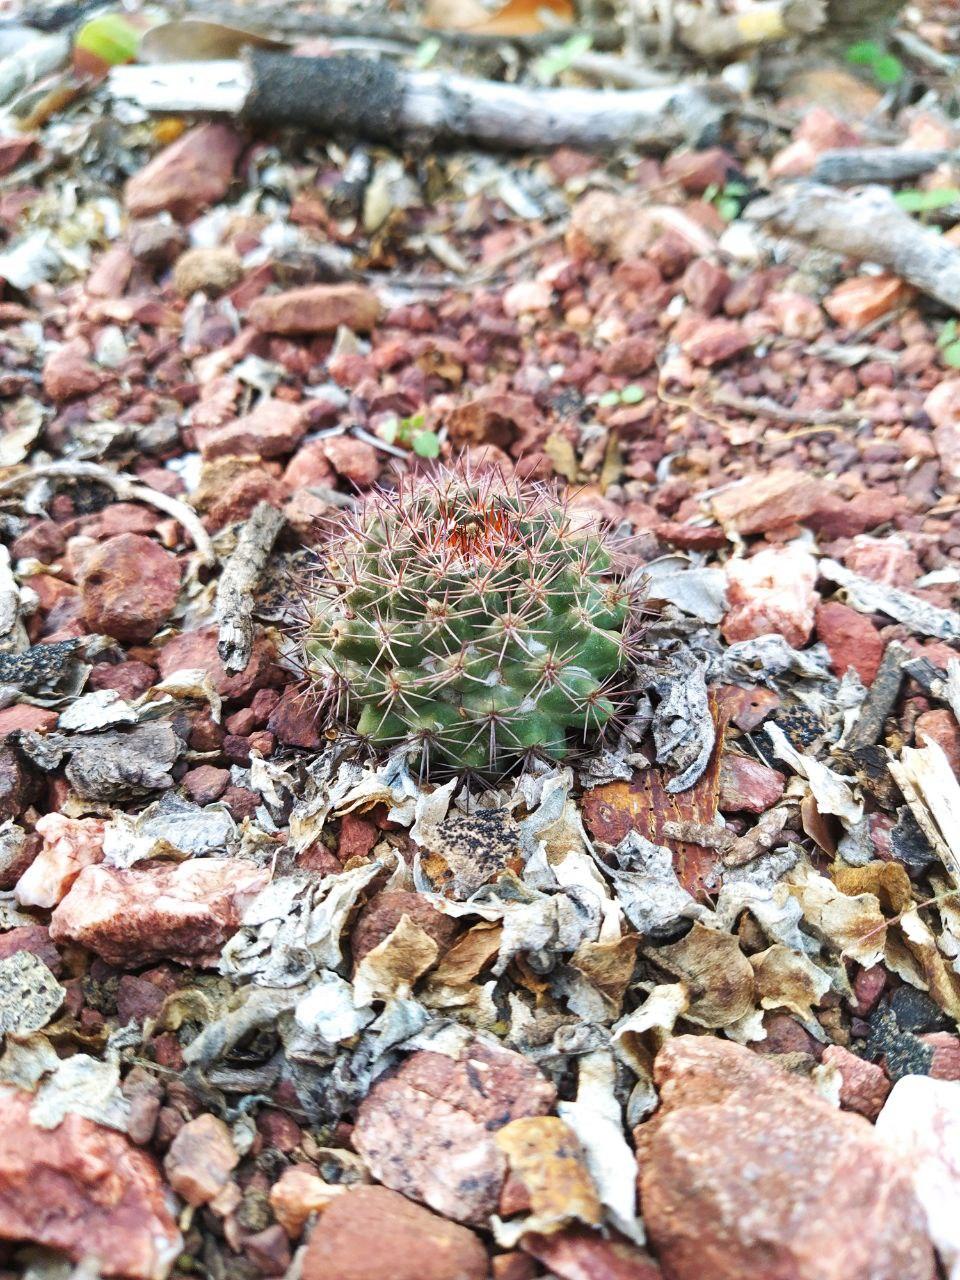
top-left (0, 1089), bottom-right (181, 1277)
top-left (157, 625), bottom-right (276, 700)
top-left (723, 545), bottom-right (819, 648)
top-left (352, 1041), bottom-right (556, 1224)
top-left (718, 754), bottom-right (785, 814)
top-left (637, 1037), bottom-right (935, 1280)
top-left (79, 533), bottom-right (181, 643)
top-left (249, 283), bottom-right (380, 334)
top-left (49, 858), bottom-right (269, 967)
top-left (302, 1186), bottom-right (488, 1280)
top-left (124, 123), bottom-right (244, 221)
top-left (197, 398), bottom-right (308, 461)
top-left (815, 601), bottom-right (884, 685)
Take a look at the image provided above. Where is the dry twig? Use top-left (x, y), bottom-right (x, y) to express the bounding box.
top-left (215, 502), bottom-right (285, 674)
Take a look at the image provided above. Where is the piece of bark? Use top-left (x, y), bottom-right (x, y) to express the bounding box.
top-left (110, 53), bottom-right (734, 153)
top-left (812, 149), bottom-right (954, 187)
top-left (215, 501), bottom-right (285, 675)
top-left (747, 184), bottom-right (960, 313)
top-left (846, 641), bottom-right (909, 750)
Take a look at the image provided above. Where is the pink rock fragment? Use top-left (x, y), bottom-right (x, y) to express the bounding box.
top-left (49, 858), bottom-right (269, 967)
top-left (0, 1090), bottom-right (181, 1278)
top-left (248, 283), bottom-right (380, 334)
top-left (820, 1044), bottom-right (891, 1120)
top-left (124, 123), bottom-right (244, 222)
top-left (198, 398), bottom-right (308, 461)
top-left (722, 545), bottom-right (819, 648)
top-left (925, 379), bottom-right (960, 482)
top-left (42, 339), bottom-right (103, 402)
top-left (164, 1113), bottom-right (238, 1207)
top-left (15, 812), bottom-right (106, 910)
top-left (718, 754), bottom-right (785, 814)
top-left (352, 1042), bottom-right (556, 1224)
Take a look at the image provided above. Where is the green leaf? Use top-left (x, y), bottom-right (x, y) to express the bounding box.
top-left (378, 417), bottom-right (399, 446)
top-left (845, 39), bottom-right (883, 66)
top-left (943, 341), bottom-right (960, 369)
top-left (533, 32), bottom-right (593, 84)
top-left (895, 187), bottom-right (960, 213)
top-left (598, 390), bottom-right (621, 408)
top-left (413, 36), bottom-right (441, 69)
top-left (75, 12), bottom-right (142, 67)
top-left (938, 319), bottom-right (958, 349)
top-left (872, 52), bottom-right (904, 85)
top-left (412, 430), bottom-right (441, 458)
top-left (620, 384), bottom-right (645, 405)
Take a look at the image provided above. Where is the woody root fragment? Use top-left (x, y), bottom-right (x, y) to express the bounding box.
top-left (109, 51), bottom-right (732, 153)
top-left (748, 184), bottom-right (960, 313)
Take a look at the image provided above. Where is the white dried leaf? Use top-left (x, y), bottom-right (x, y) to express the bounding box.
top-left (58, 689), bottom-right (138, 733)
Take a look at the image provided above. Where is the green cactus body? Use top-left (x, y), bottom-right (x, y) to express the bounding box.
top-left (300, 467), bottom-right (642, 772)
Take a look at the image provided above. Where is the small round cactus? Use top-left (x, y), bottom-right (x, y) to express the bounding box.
top-left (298, 466), bottom-right (643, 773)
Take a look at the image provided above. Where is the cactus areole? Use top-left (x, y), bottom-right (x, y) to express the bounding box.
top-left (300, 467), bottom-right (644, 773)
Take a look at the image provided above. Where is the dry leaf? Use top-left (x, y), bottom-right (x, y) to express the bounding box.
top-left (570, 934), bottom-right (639, 1019)
top-left (424, 0), bottom-right (574, 36)
top-left (750, 944), bottom-right (831, 1020)
top-left (650, 922), bottom-right (755, 1029)
top-left (352, 914), bottom-right (439, 1006)
top-left (786, 862), bottom-right (885, 966)
top-left (832, 862), bottom-right (913, 916)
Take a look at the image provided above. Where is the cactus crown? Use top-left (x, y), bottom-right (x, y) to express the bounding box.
top-left (298, 465), bottom-right (643, 774)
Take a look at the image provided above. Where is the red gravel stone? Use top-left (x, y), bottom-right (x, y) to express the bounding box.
top-left (249, 283), bottom-right (380, 334)
top-left (0, 1091), bottom-right (181, 1277)
top-left (321, 435), bottom-right (382, 487)
top-left (638, 1036), bottom-right (934, 1280)
top-left (124, 123), bottom-right (244, 222)
top-left (198, 398), bottom-right (308, 461)
top-left (79, 534), bottom-right (181, 643)
top-left (915, 709), bottom-right (960, 774)
top-left (182, 765), bottom-right (230, 805)
top-left (352, 1042), bottom-right (556, 1224)
top-left (815, 602), bottom-right (884, 686)
top-left (681, 260), bottom-right (730, 315)
top-left (351, 890), bottom-right (461, 966)
top-left (682, 318), bottom-right (752, 366)
top-left (820, 1044), bottom-right (891, 1120)
top-left (718, 754), bottom-right (785, 814)
top-left (302, 1186), bottom-right (488, 1280)
top-left (919, 1032), bottom-right (960, 1080)
top-left (599, 334), bottom-right (658, 378)
top-left (42, 339), bottom-right (103, 402)
top-left (158, 626), bottom-right (276, 700)
top-left (87, 660), bottom-right (156, 701)
top-left (0, 705), bottom-right (58, 736)
top-left (267, 687), bottom-right (322, 749)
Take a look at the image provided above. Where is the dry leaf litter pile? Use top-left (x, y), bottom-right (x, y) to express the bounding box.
top-left (1, 0), bottom-right (960, 1277)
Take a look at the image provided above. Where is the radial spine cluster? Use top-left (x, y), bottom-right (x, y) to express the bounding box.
top-left (299, 466), bottom-right (642, 772)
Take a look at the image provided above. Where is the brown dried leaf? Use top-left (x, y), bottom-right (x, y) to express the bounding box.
top-left (750, 944), bottom-right (831, 1020)
top-left (831, 862), bottom-right (913, 916)
top-left (650, 922), bottom-right (755, 1029)
top-left (352, 915), bottom-right (439, 1005)
top-left (570, 934), bottom-right (639, 1019)
top-left (786, 862), bottom-right (885, 966)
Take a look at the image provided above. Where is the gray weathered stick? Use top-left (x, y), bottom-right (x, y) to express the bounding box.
top-left (748, 184), bottom-right (960, 313)
top-left (110, 53), bottom-right (733, 153)
top-left (216, 502), bottom-right (285, 675)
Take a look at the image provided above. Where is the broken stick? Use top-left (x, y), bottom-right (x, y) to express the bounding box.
top-left (216, 501), bottom-right (285, 675)
top-left (110, 52), bottom-right (733, 153)
top-left (747, 184), bottom-right (960, 313)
